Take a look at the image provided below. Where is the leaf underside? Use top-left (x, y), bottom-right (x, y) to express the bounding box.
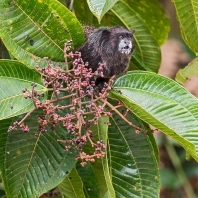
top-left (86, 0), bottom-right (119, 22)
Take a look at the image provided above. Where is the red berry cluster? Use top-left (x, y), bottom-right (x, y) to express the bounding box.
top-left (8, 41), bottom-right (148, 166)
top-left (8, 121), bottom-right (29, 133)
top-left (8, 41), bottom-right (116, 166)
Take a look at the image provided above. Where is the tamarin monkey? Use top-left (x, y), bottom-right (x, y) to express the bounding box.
top-left (78, 26), bottom-right (135, 89)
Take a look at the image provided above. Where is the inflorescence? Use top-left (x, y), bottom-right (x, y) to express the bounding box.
top-left (8, 40), bottom-right (146, 166)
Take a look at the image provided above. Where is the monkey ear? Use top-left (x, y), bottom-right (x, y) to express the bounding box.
top-left (101, 29), bottom-right (111, 37)
top-left (98, 29), bottom-right (110, 43)
top-left (131, 29), bottom-right (135, 34)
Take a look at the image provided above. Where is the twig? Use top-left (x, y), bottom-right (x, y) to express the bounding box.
top-left (50, 94), bottom-right (72, 103)
top-left (86, 132), bottom-right (96, 147)
top-left (100, 98), bottom-right (138, 128)
top-left (11, 107), bottom-right (37, 131)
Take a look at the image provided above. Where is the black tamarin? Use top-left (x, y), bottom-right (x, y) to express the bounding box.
top-left (78, 26), bottom-right (135, 88)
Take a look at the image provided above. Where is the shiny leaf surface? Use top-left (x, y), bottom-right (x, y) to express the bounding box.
top-left (111, 71), bottom-right (198, 161)
top-left (0, 112), bottom-right (77, 198)
top-left (0, 0), bottom-right (84, 67)
top-left (108, 109), bottom-right (159, 197)
top-left (0, 60), bottom-right (47, 120)
top-left (59, 168), bottom-right (86, 198)
top-left (76, 162), bottom-right (101, 198)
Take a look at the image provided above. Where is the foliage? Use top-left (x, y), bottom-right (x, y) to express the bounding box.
top-left (0, 0), bottom-right (197, 197)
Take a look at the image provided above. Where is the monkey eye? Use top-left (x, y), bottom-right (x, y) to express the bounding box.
top-left (119, 36), bottom-right (123, 39)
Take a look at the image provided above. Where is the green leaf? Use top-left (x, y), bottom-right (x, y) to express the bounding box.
top-left (111, 71), bottom-right (198, 162)
top-left (46, 0), bottom-right (84, 47)
top-left (75, 115), bottom-right (113, 198)
top-left (86, 0), bottom-right (119, 22)
top-left (76, 162), bottom-right (101, 198)
top-left (0, 111), bottom-right (77, 198)
top-left (73, 0), bottom-right (96, 25)
top-left (0, 189), bottom-right (6, 198)
top-left (0, 0), bottom-right (84, 67)
top-left (145, 123), bottom-right (159, 163)
top-left (176, 57), bottom-right (198, 85)
top-left (96, 115), bottom-right (116, 198)
top-left (0, 60), bottom-right (47, 120)
top-left (172, 0), bottom-right (198, 54)
top-left (108, 109), bottom-right (160, 197)
top-left (59, 168), bottom-right (86, 198)
top-left (109, 1), bottom-right (161, 72)
top-left (87, 160), bottom-right (108, 198)
top-left (124, 0), bottom-right (169, 46)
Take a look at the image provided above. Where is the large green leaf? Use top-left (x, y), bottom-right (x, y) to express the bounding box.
top-left (124, 0), bottom-right (169, 46)
top-left (108, 109), bottom-right (159, 197)
top-left (109, 1), bottom-right (161, 72)
top-left (86, 0), bottom-right (119, 22)
top-left (176, 57), bottom-right (198, 85)
top-left (111, 71), bottom-right (198, 162)
top-left (0, 0), bottom-right (84, 67)
top-left (59, 168), bottom-right (86, 198)
top-left (0, 111), bottom-right (77, 198)
top-left (173, 0), bottom-right (198, 54)
top-left (0, 60), bottom-right (47, 120)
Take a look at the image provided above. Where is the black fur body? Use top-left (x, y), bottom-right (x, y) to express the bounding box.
top-left (78, 26), bottom-right (135, 86)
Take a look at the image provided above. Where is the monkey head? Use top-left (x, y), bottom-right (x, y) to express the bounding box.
top-left (79, 26), bottom-right (135, 79)
top-left (107, 27), bottom-right (135, 56)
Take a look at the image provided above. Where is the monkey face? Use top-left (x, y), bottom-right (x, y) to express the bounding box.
top-left (118, 37), bottom-right (133, 55)
top-left (79, 26), bottom-right (135, 78)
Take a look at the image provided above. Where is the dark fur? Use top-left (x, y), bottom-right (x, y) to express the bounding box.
top-left (78, 26), bottom-right (135, 86)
